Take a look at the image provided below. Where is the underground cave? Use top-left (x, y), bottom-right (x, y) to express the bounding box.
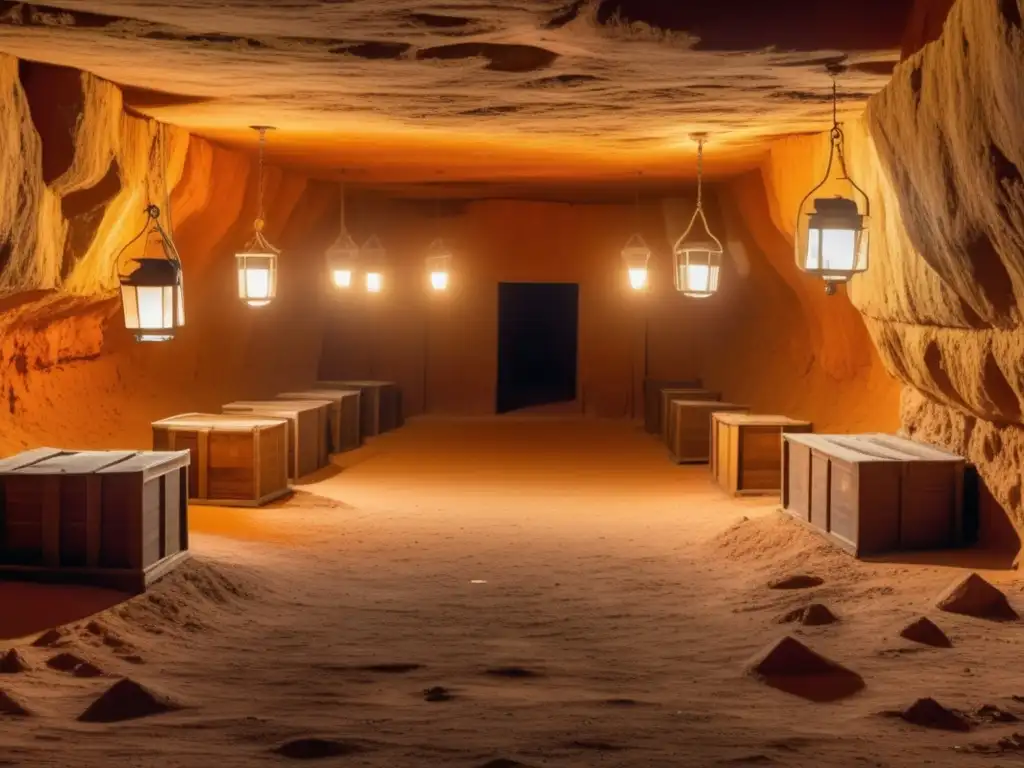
top-left (0, 0), bottom-right (1023, 765)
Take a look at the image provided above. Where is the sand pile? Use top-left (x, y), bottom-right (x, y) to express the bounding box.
top-left (32, 627), bottom-right (69, 648)
top-left (46, 652), bottom-right (104, 677)
top-left (884, 698), bottom-right (972, 732)
top-left (972, 704), bottom-right (1019, 724)
top-left (769, 574), bottom-right (824, 590)
top-left (78, 678), bottom-right (182, 723)
top-left (899, 617), bottom-right (952, 647)
top-left (272, 738), bottom-right (363, 759)
top-left (0, 689), bottom-right (31, 717)
top-left (936, 573), bottom-right (1018, 621)
top-left (0, 649), bottom-right (30, 673)
top-left (778, 603), bottom-right (839, 626)
top-left (746, 636), bottom-right (864, 702)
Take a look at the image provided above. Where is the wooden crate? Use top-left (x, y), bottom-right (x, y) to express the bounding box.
top-left (781, 433), bottom-right (965, 556)
top-left (666, 400), bottom-right (750, 464)
top-left (660, 388), bottom-right (721, 443)
top-left (711, 413), bottom-right (812, 496)
top-left (277, 389), bottom-right (361, 453)
top-left (222, 401), bottom-right (329, 480)
top-left (643, 378), bottom-right (702, 434)
top-left (152, 413), bottom-right (290, 507)
top-left (317, 380), bottom-right (402, 437)
top-left (0, 449), bottom-right (190, 592)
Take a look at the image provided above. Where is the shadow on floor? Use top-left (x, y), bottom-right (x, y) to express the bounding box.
top-left (0, 581), bottom-right (129, 641)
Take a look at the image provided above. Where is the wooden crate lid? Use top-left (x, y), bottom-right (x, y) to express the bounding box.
top-left (153, 412), bottom-right (289, 431)
top-left (670, 399), bottom-right (747, 409)
top-left (861, 433), bottom-right (964, 462)
top-left (714, 413), bottom-right (811, 427)
top-left (0, 447), bottom-right (66, 474)
top-left (12, 450), bottom-right (140, 475)
top-left (96, 450), bottom-right (191, 477)
top-left (661, 388), bottom-right (718, 396)
top-left (317, 380), bottom-right (395, 388)
top-left (224, 400), bottom-right (331, 414)
top-left (783, 433), bottom-right (908, 464)
top-left (278, 390), bottom-right (361, 400)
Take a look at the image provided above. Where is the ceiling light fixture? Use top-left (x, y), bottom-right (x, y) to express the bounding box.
top-left (361, 234), bottom-right (386, 293)
top-left (796, 64), bottom-right (870, 295)
top-left (326, 181), bottom-right (359, 290)
top-left (236, 126), bottom-right (280, 307)
top-left (622, 172), bottom-right (651, 292)
top-left (673, 134), bottom-right (723, 298)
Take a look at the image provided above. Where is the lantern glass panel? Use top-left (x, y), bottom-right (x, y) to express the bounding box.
top-left (366, 271), bottom-right (383, 293)
top-left (627, 267), bottom-right (648, 290)
top-left (236, 253), bottom-right (277, 306)
top-left (332, 269), bottom-right (352, 288)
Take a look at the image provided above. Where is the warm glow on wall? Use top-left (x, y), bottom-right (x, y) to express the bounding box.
top-left (236, 126), bottom-right (280, 307)
top-left (796, 66), bottom-right (870, 295)
top-left (673, 134), bottom-right (723, 298)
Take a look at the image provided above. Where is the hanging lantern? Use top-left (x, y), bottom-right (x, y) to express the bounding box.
top-left (795, 66), bottom-right (870, 295)
top-left (325, 181), bottom-right (359, 289)
top-left (362, 234), bottom-right (386, 293)
top-left (425, 239), bottom-right (452, 292)
top-left (236, 126), bottom-right (280, 307)
top-left (673, 134), bottom-right (723, 298)
top-left (118, 204), bottom-right (185, 342)
top-left (621, 233), bottom-right (651, 291)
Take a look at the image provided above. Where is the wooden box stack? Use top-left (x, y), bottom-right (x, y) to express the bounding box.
top-left (152, 413), bottom-right (290, 506)
top-left (277, 389), bottom-right (361, 453)
top-left (666, 400), bottom-right (750, 464)
top-left (659, 388), bottom-right (721, 443)
top-left (643, 378), bottom-right (702, 434)
top-left (711, 413), bottom-right (812, 496)
top-left (0, 448), bottom-right (190, 592)
top-left (781, 433), bottom-right (965, 557)
top-left (317, 380), bottom-right (402, 438)
top-left (222, 400), bottom-right (330, 480)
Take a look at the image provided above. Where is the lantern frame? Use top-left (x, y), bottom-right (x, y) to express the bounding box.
top-left (673, 134), bottom-right (723, 299)
top-left (236, 126), bottom-right (281, 307)
top-left (361, 234), bottom-right (386, 293)
top-left (425, 239), bottom-right (453, 292)
top-left (795, 67), bottom-right (871, 295)
top-left (621, 233), bottom-right (651, 292)
top-left (117, 204), bottom-right (185, 342)
top-left (326, 182), bottom-right (359, 290)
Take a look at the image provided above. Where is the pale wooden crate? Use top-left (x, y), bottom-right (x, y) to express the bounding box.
top-left (711, 413), bottom-right (812, 497)
top-left (659, 388), bottom-right (721, 444)
top-left (153, 413), bottom-right (290, 507)
top-left (0, 449), bottom-right (190, 592)
top-left (781, 433), bottom-right (965, 557)
top-left (222, 401), bottom-right (330, 480)
top-left (277, 389), bottom-right (361, 453)
top-left (316, 380), bottom-right (402, 437)
top-left (643, 378), bottom-right (702, 434)
top-left (666, 400), bottom-right (750, 464)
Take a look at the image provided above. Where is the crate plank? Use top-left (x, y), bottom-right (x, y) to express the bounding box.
top-left (666, 400), bottom-right (750, 464)
top-left (222, 400), bottom-right (330, 480)
top-left (660, 388), bottom-right (721, 444)
top-left (153, 413), bottom-right (290, 507)
top-left (712, 414), bottom-right (812, 497)
top-left (277, 389), bottom-right (362, 453)
top-left (643, 378), bottom-right (702, 434)
top-left (316, 380), bottom-right (402, 437)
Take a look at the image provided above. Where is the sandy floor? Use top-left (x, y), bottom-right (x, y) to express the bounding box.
top-left (1, 417), bottom-right (1023, 767)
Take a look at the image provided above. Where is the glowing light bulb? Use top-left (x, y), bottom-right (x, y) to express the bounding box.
top-left (366, 272), bottom-right (383, 293)
top-left (628, 267), bottom-right (648, 291)
top-left (332, 269), bottom-right (352, 288)
top-left (430, 271), bottom-right (449, 291)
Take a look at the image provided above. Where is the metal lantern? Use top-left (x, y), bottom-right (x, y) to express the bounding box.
top-left (621, 233), bottom-right (651, 291)
top-left (236, 126), bottom-right (280, 307)
top-left (118, 204), bottom-right (185, 342)
top-left (673, 134), bottom-right (723, 299)
top-left (796, 67), bottom-right (870, 295)
top-left (326, 182), bottom-right (359, 289)
top-left (362, 234), bottom-right (386, 293)
top-left (425, 239), bottom-right (452, 292)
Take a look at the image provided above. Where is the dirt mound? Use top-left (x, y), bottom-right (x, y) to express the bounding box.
top-left (0, 649), bottom-right (30, 673)
top-left (485, 667), bottom-right (544, 679)
top-left (883, 698), bottom-right (972, 732)
top-left (778, 603), bottom-right (839, 626)
top-left (32, 627), bottom-right (70, 648)
top-left (936, 573), bottom-right (1018, 621)
top-left (46, 652), bottom-right (89, 672)
top-left (77, 678), bottom-right (182, 723)
top-left (746, 636), bottom-right (864, 702)
top-left (972, 704), bottom-right (1019, 724)
top-left (0, 689), bottom-right (32, 716)
top-left (769, 575), bottom-right (824, 590)
top-left (899, 617), bottom-right (952, 647)
top-left (272, 738), bottom-right (363, 759)
top-left (423, 686), bottom-right (454, 702)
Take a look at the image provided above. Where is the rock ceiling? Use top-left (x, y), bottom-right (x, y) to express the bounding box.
top-left (0, 0), bottom-right (914, 186)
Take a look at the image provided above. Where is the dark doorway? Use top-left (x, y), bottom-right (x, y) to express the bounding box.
top-left (496, 282), bottom-right (579, 414)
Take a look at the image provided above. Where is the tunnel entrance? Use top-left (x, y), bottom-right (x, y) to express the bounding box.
top-left (496, 282), bottom-right (579, 414)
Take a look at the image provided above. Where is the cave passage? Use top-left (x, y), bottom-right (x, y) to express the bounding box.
top-left (496, 282), bottom-right (579, 414)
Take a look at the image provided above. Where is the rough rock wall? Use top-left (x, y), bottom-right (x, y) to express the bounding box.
top-left (837, 0), bottom-right (1024, 550)
top-left (0, 54), bottom-right (334, 452)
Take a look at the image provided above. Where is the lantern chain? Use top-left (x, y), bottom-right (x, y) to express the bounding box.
top-left (695, 137), bottom-right (705, 209)
top-left (257, 126), bottom-right (267, 228)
